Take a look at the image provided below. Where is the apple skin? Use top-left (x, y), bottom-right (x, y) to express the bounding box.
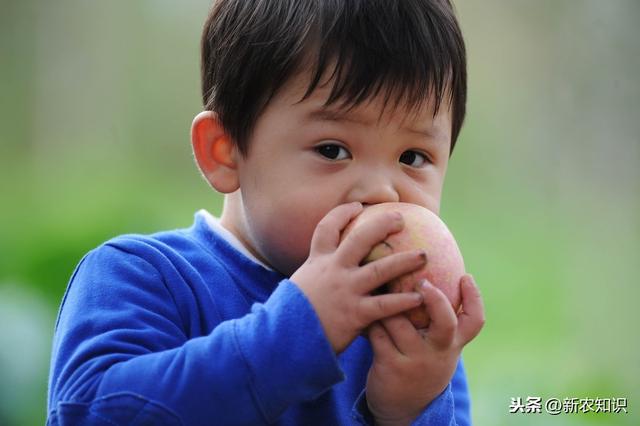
top-left (343, 202), bottom-right (465, 328)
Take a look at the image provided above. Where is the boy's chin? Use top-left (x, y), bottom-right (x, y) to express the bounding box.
top-left (262, 250), bottom-right (307, 278)
top-left (281, 259), bottom-right (307, 278)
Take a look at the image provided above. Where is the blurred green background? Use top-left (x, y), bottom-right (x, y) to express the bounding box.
top-left (1, 1), bottom-right (638, 425)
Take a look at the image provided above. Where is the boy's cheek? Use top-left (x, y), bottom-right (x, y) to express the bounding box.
top-left (244, 184), bottom-right (346, 274)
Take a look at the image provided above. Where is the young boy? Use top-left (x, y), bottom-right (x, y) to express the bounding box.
top-left (47, 1), bottom-right (484, 425)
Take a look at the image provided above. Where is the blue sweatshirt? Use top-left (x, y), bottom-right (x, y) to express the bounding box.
top-left (47, 211), bottom-right (471, 425)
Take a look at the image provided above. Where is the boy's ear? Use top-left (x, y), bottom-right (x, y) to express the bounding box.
top-left (191, 111), bottom-right (240, 193)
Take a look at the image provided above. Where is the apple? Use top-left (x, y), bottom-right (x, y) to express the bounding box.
top-left (343, 202), bottom-right (465, 328)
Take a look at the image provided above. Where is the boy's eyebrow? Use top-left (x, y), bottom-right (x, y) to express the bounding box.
top-left (304, 107), bottom-right (445, 141)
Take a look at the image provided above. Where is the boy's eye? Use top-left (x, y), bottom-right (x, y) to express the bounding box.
top-left (399, 150), bottom-right (429, 168)
top-left (315, 144), bottom-right (351, 160)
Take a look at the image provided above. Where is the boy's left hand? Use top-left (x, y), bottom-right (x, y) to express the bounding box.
top-left (365, 274), bottom-right (485, 426)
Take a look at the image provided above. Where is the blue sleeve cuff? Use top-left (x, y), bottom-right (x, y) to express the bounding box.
top-left (409, 384), bottom-right (456, 426)
top-left (351, 388), bottom-right (375, 425)
top-left (351, 357), bottom-right (470, 426)
top-left (350, 383), bottom-right (456, 426)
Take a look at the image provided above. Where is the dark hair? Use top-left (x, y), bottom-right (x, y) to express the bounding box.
top-left (200, 0), bottom-right (466, 156)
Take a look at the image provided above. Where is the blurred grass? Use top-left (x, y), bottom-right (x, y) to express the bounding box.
top-left (1, 1), bottom-right (638, 425)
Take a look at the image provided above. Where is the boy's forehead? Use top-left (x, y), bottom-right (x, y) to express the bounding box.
top-left (303, 102), bottom-right (449, 142)
top-left (276, 69), bottom-right (452, 141)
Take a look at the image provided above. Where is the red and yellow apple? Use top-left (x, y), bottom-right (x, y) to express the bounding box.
top-left (343, 202), bottom-right (465, 328)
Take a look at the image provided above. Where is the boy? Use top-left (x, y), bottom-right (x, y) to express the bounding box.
top-left (47, 0), bottom-right (485, 425)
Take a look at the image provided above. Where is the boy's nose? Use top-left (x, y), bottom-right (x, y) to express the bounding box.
top-left (347, 175), bottom-right (400, 206)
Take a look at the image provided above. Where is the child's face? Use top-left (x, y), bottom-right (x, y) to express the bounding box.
top-left (227, 71), bottom-right (453, 276)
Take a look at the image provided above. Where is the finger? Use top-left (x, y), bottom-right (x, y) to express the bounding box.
top-left (358, 292), bottom-right (423, 327)
top-left (419, 280), bottom-right (457, 349)
top-left (456, 275), bottom-right (485, 345)
top-left (337, 209), bottom-right (404, 266)
top-left (356, 249), bottom-right (427, 294)
top-left (379, 315), bottom-right (421, 356)
top-left (367, 322), bottom-right (398, 362)
top-left (309, 202), bottom-right (363, 254)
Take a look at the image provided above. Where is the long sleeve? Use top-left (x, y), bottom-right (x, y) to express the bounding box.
top-left (351, 358), bottom-right (471, 426)
top-left (451, 358), bottom-right (471, 425)
top-left (47, 243), bottom-right (344, 425)
top-left (410, 359), bottom-right (471, 426)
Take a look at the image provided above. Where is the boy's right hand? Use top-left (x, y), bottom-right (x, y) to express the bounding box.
top-left (290, 202), bottom-right (427, 354)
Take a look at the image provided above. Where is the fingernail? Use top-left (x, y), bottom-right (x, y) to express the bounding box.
top-left (413, 292), bottom-right (424, 303)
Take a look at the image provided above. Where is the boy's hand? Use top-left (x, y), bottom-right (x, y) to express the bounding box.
top-left (365, 275), bottom-right (485, 426)
top-left (291, 202), bottom-right (427, 354)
